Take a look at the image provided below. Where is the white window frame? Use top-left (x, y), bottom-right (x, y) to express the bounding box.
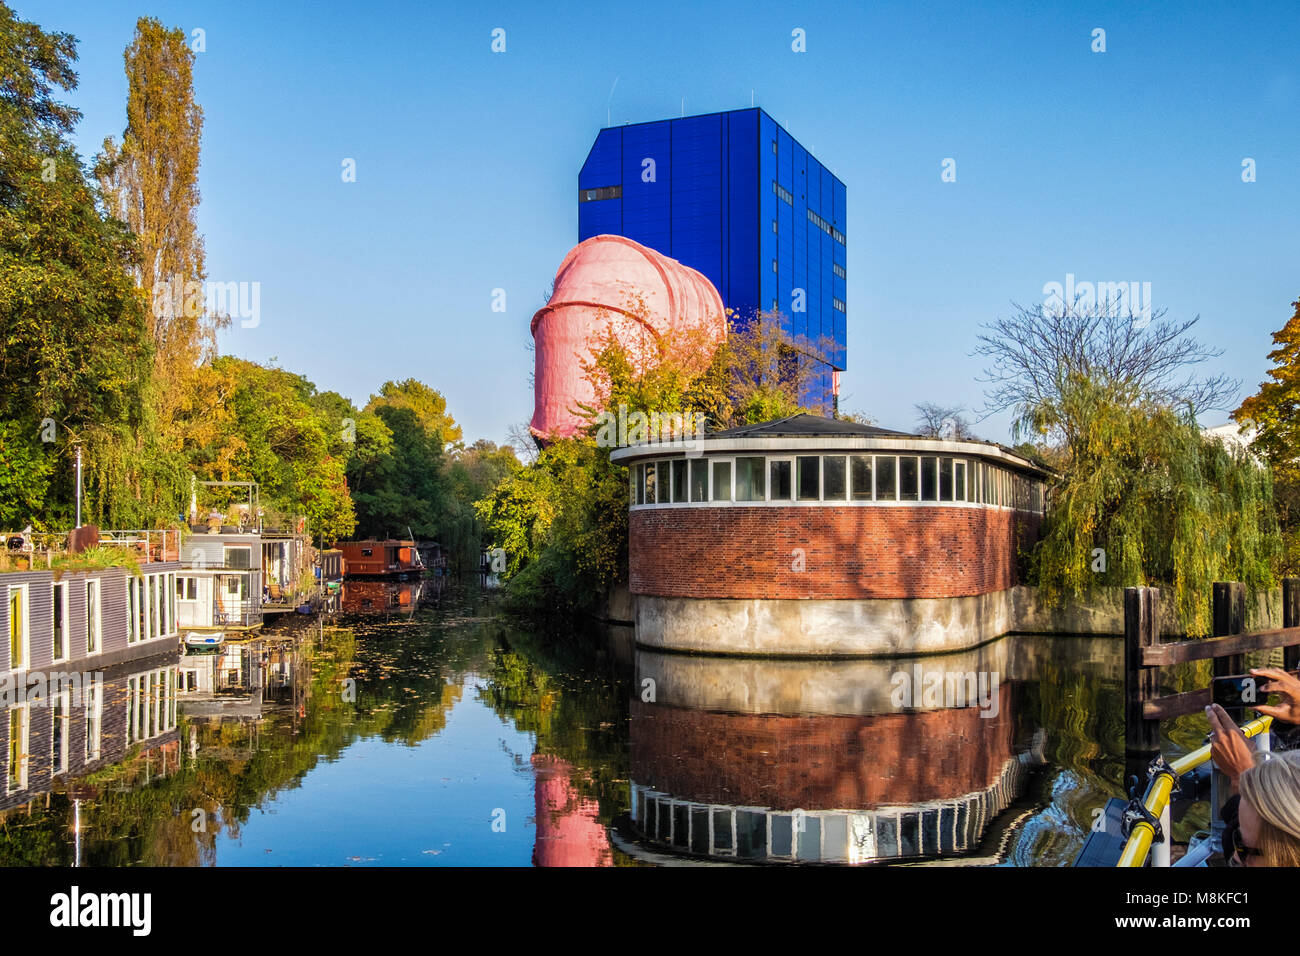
top-left (84, 679), bottom-right (101, 762)
top-left (6, 704), bottom-right (29, 792)
top-left (669, 459), bottom-right (689, 504)
top-left (876, 455), bottom-right (900, 502)
top-left (51, 580), bottom-right (68, 663)
top-left (794, 455), bottom-right (822, 503)
top-left (822, 454), bottom-right (849, 502)
top-left (766, 456), bottom-right (794, 503)
top-left (85, 579), bottom-right (101, 654)
top-left (6, 584), bottom-right (29, 674)
top-left (151, 574), bottom-right (162, 640)
top-left (127, 576), bottom-right (138, 644)
top-left (625, 452), bottom-right (1044, 513)
top-left (848, 454), bottom-right (874, 502)
top-left (710, 457), bottom-right (734, 502)
top-left (51, 689), bottom-right (70, 776)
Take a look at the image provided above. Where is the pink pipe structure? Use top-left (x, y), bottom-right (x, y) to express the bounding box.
top-left (530, 235), bottom-right (726, 442)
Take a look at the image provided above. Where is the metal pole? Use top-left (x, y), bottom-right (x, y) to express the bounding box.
top-left (74, 445), bottom-right (82, 529)
top-left (1153, 802), bottom-right (1172, 867)
top-left (1284, 578), bottom-right (1300, 672)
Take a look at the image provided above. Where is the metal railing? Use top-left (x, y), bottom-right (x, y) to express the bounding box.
top-left (1116, 715), bottom-right (1273, 867)
top-left (98, 529), bottom-right (182, 563)
top-left (212, 597), bottom-right (261, 628)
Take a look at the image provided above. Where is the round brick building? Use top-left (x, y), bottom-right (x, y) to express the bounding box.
top-left (609, 414), bottom-right (1050, 656)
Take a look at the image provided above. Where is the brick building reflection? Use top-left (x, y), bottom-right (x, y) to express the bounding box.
top-left (628, 646), bottom-right (1041, 863)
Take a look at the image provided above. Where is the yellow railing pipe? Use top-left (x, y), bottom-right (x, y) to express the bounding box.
top-left (1117, 716), bottom-right (1272, 867)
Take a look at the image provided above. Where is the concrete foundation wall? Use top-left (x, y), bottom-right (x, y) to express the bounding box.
top-left (634, 585), bottom-right (1286, 657)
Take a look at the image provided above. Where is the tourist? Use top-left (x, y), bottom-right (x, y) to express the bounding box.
top-left (1252, 667), bottom-right (1300, 750)
top-left (1207, 693), bottom-right (1300, 866)
top-left (1234, 751), bottom-right (1300, 866)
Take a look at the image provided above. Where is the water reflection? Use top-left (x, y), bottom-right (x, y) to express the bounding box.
top-left (627, 645), bottom-right (1035, 864)
top-left (340, 579), bottom-right (438, 617)
top-left (0, 582), bottom-right (1141, 867)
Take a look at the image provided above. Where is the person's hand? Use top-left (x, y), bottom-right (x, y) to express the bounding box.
top-left (1206, 703), bottom-right (1255, 786)
top-left (1250, 667), bottom-right (1300, 725)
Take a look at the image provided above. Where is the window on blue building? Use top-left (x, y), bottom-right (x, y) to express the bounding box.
top-left (579, 185), bottom-right (622, 203)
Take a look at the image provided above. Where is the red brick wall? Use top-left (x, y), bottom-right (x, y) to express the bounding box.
top-left (629, 506), bottom-right (1041, 600)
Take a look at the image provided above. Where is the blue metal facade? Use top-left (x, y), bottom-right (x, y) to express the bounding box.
top-left (578, 108), bottom-right (846, 397)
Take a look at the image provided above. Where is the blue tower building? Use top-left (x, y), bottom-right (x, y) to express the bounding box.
top-left (578, 107), bottom-right (846, 404)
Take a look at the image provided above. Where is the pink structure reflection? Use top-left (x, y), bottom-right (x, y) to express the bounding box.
top-left (531, 754), bottom-right (613, 867)
top-left (530, 235), bottom-right (726, 441)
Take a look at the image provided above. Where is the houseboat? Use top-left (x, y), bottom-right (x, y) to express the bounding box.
top-left (1, 547), bottom-right (182, 813)
top-left (337, 540), bottom-right (424, 578)
top-left (260, 523), bottom-right (315, 614)
top-left (174, 522), bottom-right (263, 637)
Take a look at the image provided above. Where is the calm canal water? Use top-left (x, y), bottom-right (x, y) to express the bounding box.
top-left (0, 582), bottom-right (1231, 866)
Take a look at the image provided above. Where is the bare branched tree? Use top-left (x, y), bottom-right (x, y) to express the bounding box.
top-left (506, 420), bottom-right (539, 465)
top-left (913, 403), bottom-right (975, 439)
top-left (974, 298), bottom-right (1238, 442)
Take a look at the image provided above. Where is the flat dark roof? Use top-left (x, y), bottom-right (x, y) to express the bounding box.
top-left (708, 414), bottom-right (916, 440)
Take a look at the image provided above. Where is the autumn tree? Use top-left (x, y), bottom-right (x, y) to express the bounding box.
top-left (185, 358), bottom-right (357, 544)
top-left (1234, 297), bottom-right (1300, 571)
top-left (367, 379), bottom-right (463, 446)
top-left (477, 306), bottom-right (834, 617)
top-left (97, 17), bottom-right (212, 357)
top-left (96, 17), bottom-right (220, 517)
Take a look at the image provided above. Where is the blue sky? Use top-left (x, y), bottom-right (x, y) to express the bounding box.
top-left (16, 0), bottom-right (1300, 445)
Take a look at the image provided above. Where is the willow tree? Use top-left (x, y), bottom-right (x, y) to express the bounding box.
top-left (96, 16), bottom-right (218, 516)
top-left (1030, 377), bottom-right (1277, 633)
top-left (977, 300), bottom-right (1276, 633)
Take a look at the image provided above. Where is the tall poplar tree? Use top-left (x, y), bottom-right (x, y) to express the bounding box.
top-left (96, 16), bottom-right (220, 515)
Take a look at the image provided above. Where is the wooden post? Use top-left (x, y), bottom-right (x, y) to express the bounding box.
top-left (1212, 582), bottom-right (1247, 678)
top-left (1284, 578), bottom-right (1300, 672)
top-left (1125, 586), bottom-right (1161, 785)
top-left (1210, 581), bottom-right (1248, 846)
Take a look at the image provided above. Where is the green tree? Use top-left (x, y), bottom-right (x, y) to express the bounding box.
top-left (1031, 376), bottom-right (1278, 634)
top-left (976, 300), bottom-right (1273, 633)
top-left (478, 309), bottom-right (828, 616)
top-left (368, 379), bottom-right (462, 445)
top-left (0, 2), bottom-right (154, 528)
top-left (0, 421), bottom-right (52, 525)
top-left (186, 357), bottom-right (356, 543)
top-left (349, 402), bottom-right (446, 540)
